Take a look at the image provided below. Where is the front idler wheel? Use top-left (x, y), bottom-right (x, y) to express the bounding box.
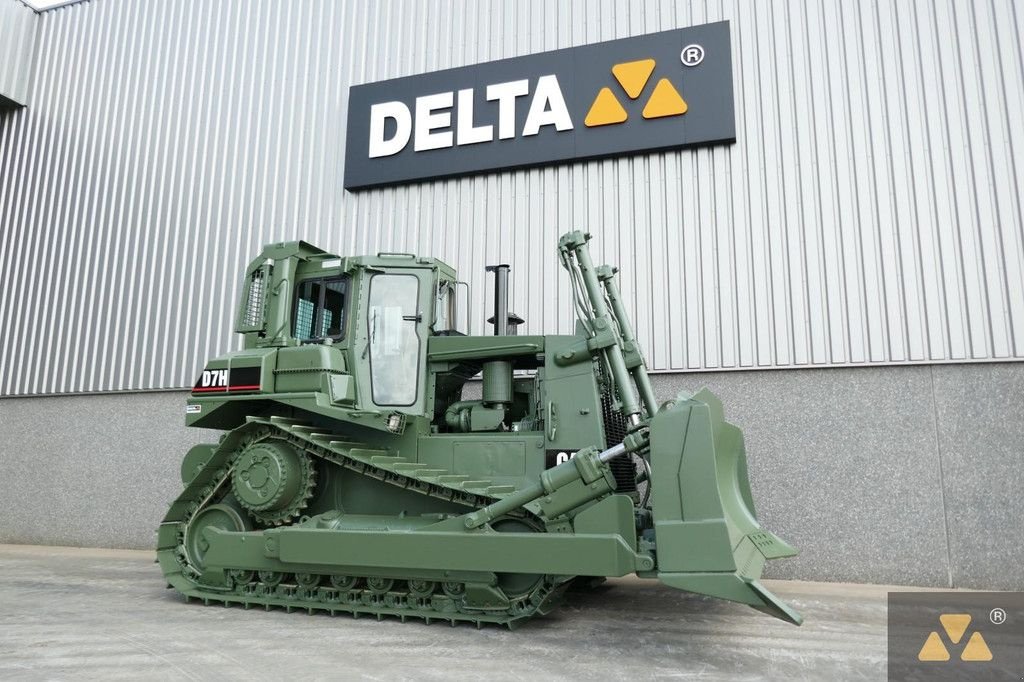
top-left (492, 518), bottom-right (544, 598)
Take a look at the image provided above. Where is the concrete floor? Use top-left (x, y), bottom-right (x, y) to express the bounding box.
top-left (0, 544), bottom-right (890, 681)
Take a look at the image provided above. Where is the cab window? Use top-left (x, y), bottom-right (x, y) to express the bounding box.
top-left (368, 274), bottom-right (420, 406)
top-left (293, 276), bottom-right (347, 342)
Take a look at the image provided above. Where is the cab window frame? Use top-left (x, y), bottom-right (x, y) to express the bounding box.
top-left (366, 272), bottom-right (421, 407)
top-left (292, 275), bottom-right (349, 343)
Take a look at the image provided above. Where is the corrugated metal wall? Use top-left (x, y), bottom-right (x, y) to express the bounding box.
top-left (1, 0), bottom-right (1022, 396)
top-left (0, 0), bottom-right (36, 106)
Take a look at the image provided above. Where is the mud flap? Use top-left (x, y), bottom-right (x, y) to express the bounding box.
top-left (648, 389), bottom-right (803, 625)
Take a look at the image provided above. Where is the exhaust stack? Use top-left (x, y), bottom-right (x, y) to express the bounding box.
top-left (486, 264), bottom-right (511, 336)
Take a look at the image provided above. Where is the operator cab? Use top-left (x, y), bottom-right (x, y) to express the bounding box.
top-left (264, 247), bottom-right (466, 415)
top-left (235, 242), bottom-right (471, 420)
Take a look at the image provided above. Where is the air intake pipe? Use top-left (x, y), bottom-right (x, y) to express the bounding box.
top-left (482, 264), bottom-right (513, 408)
top-left (445, 264), bottom-right (515, 432)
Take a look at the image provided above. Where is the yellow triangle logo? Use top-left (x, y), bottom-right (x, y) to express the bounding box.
top-left (939, 614), bottom-right (971, 644)
top-left (612, 59), bottom-right (655, 99)
top-left (960, 632), bottom-right (993, 661)
top-left (917, 631), bottom-right (950, 661)
top-left (584, 87), bottom-right (628, 127)
top-left (642, 78), bottom-right (688, 119)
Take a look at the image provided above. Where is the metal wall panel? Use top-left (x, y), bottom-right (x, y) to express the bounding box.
top-left (0, 0), bottom-right (37, 106)
top-left (0, 0), bottom-right (1022, 396)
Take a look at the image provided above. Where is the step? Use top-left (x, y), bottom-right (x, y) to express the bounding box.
top-left (368, 454), bottom-right (406, 465)
top-left (353, 449), bottom-right (390, 459)
top-left (269, 416), bottom-right (311, 427)
top-left (460, 480), bottom-right (493, 490)
top-left (484, 485), bottom-right (516, 495)
top-left (391, 463), bottom-right (430, 471)
top-left (435, 475), bottom-right (471, 484)
top-left (328, 440), bottom-right (364, 451)
top-left (413, 469), bottom-right (448, 478)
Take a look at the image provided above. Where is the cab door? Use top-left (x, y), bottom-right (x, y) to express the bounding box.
top-left (365, 268), bottom-right (429, 413)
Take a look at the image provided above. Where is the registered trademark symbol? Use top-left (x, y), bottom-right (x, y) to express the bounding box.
top-left (680, 44), bottom-right (705, 67)
top-left (990, 607), bottom-right (1006, 625)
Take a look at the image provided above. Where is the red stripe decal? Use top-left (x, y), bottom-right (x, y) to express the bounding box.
top-left (191, 385), bottom-right (262, 393)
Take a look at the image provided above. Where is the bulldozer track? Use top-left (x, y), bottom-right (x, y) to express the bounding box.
top-left (157, 416), bottom-right (561, 628)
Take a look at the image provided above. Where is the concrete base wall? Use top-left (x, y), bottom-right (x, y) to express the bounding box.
top-left (1, 363), bottom-right (1020, 589)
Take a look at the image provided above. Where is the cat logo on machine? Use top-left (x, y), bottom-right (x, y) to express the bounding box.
top-left (191, 367), bottom-right (261, 394)
top-left (545, 450), bottom-right (576, 468)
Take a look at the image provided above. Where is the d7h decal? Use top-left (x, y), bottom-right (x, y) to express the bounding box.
top-left (192, 366), bottom-right (261, 393)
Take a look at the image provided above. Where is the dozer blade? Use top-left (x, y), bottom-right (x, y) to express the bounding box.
top-left (648, 388), bottom-right (803, 625)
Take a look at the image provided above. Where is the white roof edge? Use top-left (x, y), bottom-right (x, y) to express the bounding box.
top-left (18, 0), bottom-right (90, 13)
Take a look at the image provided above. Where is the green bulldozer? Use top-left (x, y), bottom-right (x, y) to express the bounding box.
top-left (158, 230), bottom-right (802, 628)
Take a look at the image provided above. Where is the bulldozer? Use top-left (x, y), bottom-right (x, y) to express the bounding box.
top-left (158, 230), bottom-right (802, 628)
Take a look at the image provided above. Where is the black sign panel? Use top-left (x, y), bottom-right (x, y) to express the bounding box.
top-left (887, 591), bottom-right (1024, 681)
top-left (344, 22), bottom-right (734, 190)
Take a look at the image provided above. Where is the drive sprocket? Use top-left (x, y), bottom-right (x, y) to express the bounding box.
top-left (230, 437), bottom-right (315, 525)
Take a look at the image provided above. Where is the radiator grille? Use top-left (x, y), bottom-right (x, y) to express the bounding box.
top-left (598, 370), bottom-right (637, 493)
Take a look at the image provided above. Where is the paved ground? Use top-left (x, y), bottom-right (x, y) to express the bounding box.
top-left (0, 544), bottom-right (892, 680)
